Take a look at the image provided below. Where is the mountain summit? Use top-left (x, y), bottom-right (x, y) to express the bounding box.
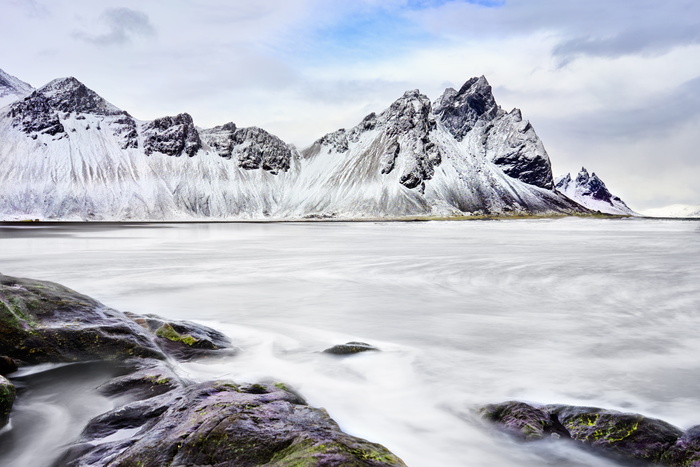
top-left (555, 168), bottom-right (636, 215)
top-left (0, 71), bottom-right (590, 220)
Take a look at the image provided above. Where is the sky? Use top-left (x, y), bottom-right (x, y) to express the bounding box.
top-left (1, 0), bottom-right (699, 211)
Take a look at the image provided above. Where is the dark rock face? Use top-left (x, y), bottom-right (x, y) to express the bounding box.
top-left (386, 90), bottom-right (441, 190)
top-left (38, 78), bottom-right (122, 117)
top-left (0, 375), bottom-right (15, 428)
top-left (203, 123), bottom-right (292, 174)
top-left (574, 168), bottom-right (615, 204)
top-left (61, 381), bottom-right (406, 467)
top-left (112, 115), bottom-right (139, 149)
top-left (433, 76), bottom-right (499, 141)
top-left (143, 113), bottom-right (202, 157)
top-left (0, 356), bottom-right (18, 375)
top-left (323, 342), bottom-right (380, 355)
top-left (98, 358), bottom-right (185, 401)
top-left (8, 92), bottom-right (65, 136)
top-left (0, 273), bottom-right (166, 364)
top-left (480, 401), bottom-right (700, 466)
top-left (125, 312), bottom-right (237, 361)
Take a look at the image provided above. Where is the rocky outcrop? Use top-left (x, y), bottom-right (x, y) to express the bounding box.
top-left (433, 76), bottom-right (500, 141)
top-left (0, 273), bottom-right (237, 364)
top-left (480, 401), bottom-right (700, 466)
top-left (201, 123), bottom-right (292, 174)
top-left (0, 274), bottom-right (405, 466)
top-left (62, 380), bottom-right (406, 467)
top-left (143, 113), bottom-right (202, 157)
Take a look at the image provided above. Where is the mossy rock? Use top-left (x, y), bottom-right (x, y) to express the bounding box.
top-left (0, 375), bottom-right (15, 428)
top-left (60, 381), bottom-right (406, 466)
top-left (481, 401), bottom-right (690, 466)
top-left (0, 274), bottom-right (165, 364)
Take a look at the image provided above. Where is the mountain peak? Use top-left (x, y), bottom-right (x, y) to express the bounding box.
top-left (556, 168), bottom-right (635, 215)
top-left (433, 76), bottom-right (501, 141)
top-left (36, 76), bottom-right (122, 116)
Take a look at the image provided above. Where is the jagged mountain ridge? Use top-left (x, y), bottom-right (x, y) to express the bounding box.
top-left (555, 168), bottom-right (636, 216)
top-left (0, 68), bottom-right (588, 220)
top-left (0, 69), bottom-right (33, 108)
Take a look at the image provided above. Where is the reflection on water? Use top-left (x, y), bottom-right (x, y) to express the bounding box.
top-left (0, 218), bottom-right (699, 466)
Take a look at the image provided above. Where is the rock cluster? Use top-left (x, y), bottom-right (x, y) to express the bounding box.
top-left (481, 401), bottom-right (700, 466)
top-left (143, 112), bottom-right (203, 157)
top-left (0, 273), bottom-right (405, 466)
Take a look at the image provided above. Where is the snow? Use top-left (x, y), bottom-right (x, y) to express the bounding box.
top-left (0, 68), bottom-right (34, 108)
top-left (640, 204), bottom-right (700, 218)
top-left (0, 74), bottom-right (588, 221)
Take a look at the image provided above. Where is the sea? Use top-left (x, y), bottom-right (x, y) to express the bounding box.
top-left (1, 217), bottom-right (699, 466)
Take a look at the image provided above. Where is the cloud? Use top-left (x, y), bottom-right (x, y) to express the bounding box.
top-left (75, 7), bottom-right (155, 46)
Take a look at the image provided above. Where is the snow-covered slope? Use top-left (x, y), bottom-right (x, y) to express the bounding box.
top-left (641, 204), bottom-right (700, 218)
top-left (0, 73), bottom-right (588, 221)
top-left (0, 68), bottom-right (33, 108)
top-left (555, 168), bottom-right (636, 216)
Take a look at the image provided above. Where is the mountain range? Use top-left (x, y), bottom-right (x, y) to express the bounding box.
top-left (0, 68), bottom-right (633, 221)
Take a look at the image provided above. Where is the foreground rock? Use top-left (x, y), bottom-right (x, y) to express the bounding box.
top-left (480, 401), bottom-right (700, 466)
top-left (61, 380), bottom-right (406, 467)
top-left (0, 273), bottom-right (235, 364)
top-left (0, 375), bottom-right (15, 428)
top-left (323, 342), bottom-right (380, 355)
top-left (0, 274), bottom-right (405, 466)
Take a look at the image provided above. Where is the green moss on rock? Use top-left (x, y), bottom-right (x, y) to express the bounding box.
top-left (154, 323), bottom-right (198, 346)
top-left (0, 375), bottom-right (16, 428)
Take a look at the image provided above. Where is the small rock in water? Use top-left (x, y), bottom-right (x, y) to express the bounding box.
top-left (323, 341), bottom-right (380, 355)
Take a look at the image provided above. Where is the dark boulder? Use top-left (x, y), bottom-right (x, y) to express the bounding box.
top-left (0, 273), bottom-right (165, 364)
top-left (60, 381), bottom-right (406, 467)
top-left (480, 401), bottom-right (693, 466)
top-left (0, 375), bottom-right (15, 428)
top-left (323, 342), bottom-right (380, 355)
top-left (98, 358), bottom-right (186, 402)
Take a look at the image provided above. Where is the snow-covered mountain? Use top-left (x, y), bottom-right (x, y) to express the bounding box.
top-left (555, 168), bottom-right (636, 216)
top-left (0, 69), bottom-right (33, 108)
top-left (641, 204), bottom-right (700, 218)
top-left (0, 68), bottom-right (588, 220)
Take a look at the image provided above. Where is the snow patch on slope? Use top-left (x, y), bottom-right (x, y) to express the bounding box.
top-left (640, 204), bottom-right (700, 218)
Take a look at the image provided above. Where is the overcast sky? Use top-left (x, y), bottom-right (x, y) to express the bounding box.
top-left (2, 0), bottom-right (699, 210)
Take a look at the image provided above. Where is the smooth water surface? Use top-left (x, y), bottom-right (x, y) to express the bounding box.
top-left (1, 218), bottom-right (699, 466)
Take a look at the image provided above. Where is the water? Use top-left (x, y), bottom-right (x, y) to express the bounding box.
top-left (1, 218), bottom-right (699, 466)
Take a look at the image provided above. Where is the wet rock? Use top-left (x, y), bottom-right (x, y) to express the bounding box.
top-left (98, 358), bottom-right (186, 402)
top-left (0, 356), bottom-right (17, 375)
top-left (481, 401), bottom-right (690, 466)
top-left (124, 311), bottom-right (237, 361)
top-left (479, 401), bottom-right (569, 441)
top-left (663, 425), bottom-right (700, 466)
top-left (323, 341), bottom-right (380, 355)
top-left (60, 381), bottom-right (406, 467)
top-left (0, 375), bottom-right (15, 428)
top-left (0, 273), bottom-right (165, 364)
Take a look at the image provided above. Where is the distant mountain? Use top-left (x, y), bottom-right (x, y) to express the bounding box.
top-left (555, 168), bottom-right (636, 216)
top-left (0, 69), bottom-right (33, 108)
top-left (0, 68), bottom-right (588, 220)
top-left (641, 204), bottom-right (700, 218)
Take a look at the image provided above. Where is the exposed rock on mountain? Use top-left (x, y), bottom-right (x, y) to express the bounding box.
top-left (0, 69), bottom-right (33, 108)
top-left (0, 68), bottom-right (590, 220)
top-left (143, 113), bottom-right (202, 157)
top-left (556, 168), bottom-right (636, 215)
top-left (201, 123), bottom-right (292, 174)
